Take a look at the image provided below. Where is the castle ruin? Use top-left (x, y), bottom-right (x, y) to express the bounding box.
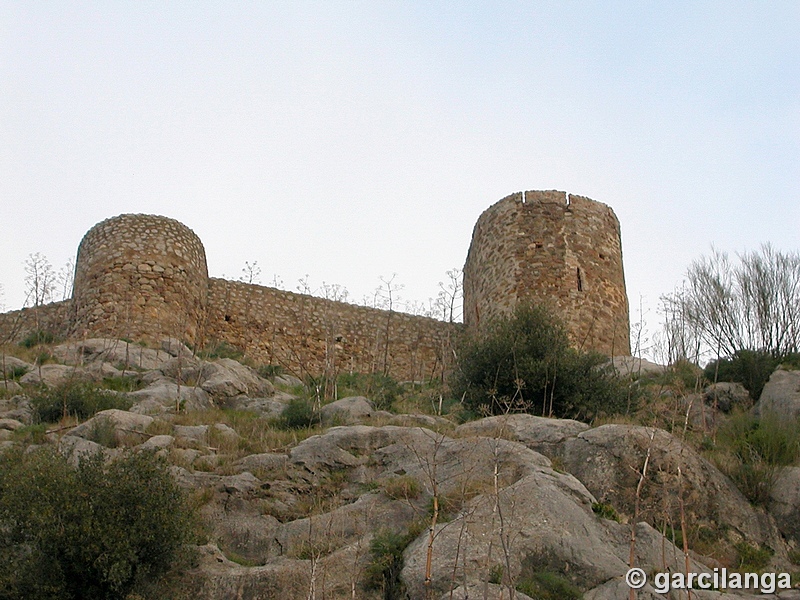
top-left (464, 191), bottom-right (630, 356)
top-left (0, 190), bottom-right (630, 379)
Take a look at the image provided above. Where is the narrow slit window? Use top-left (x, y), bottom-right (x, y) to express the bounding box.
top-left (577, 268), bottom-right (583, 292)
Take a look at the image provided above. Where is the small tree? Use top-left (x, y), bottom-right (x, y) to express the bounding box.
top-left (239, 260), bottom-right (262, 285)
top-left (662, 244), bottom-right (800, 362)
top-left (434, 268), bottom-right (463, 323)
top-left (451, 303), bottom-right (632, 422)
top-left (23, 252), bottom-right (56, 308)
top-left (0, 448), bottom-right (195, 600)
top-left (56, 258), bottom-right (75, 301)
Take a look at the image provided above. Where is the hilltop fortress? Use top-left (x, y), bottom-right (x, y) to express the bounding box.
top-left (0, 191), bottom-right (630, 380)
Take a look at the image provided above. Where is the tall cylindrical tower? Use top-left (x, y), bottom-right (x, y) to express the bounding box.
top-left (463, 190), bottom-right (631, 356)
top-left (72, 214), bottom-right (208, 344)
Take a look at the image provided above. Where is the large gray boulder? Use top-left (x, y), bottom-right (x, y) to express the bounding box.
top-left (199, 358), bottom-right (274, 398)
top-left (0, 356), bottom-right (33, 377)
top-left (68, 409), bottom-right (154, 447)
top-left (0, 418), bottom-right (24, 432)
top-left (584, 578), bottom-right (667, 600)
top-left (756, 368), bottom-right (800, 420)
top-left (704, 381), bottom-right (751, 412)
top-left (159, 355), bottom-right (203, 383)
top-left (53, 338), bottom-right (172, 371)
top-left (289, 425), bottom-right (549, 489)
top-left (58, 435), bottom-right (110, 466)
top-left (608, 356), bottom-right (666, 377)
top-left (558, 424), bottom-right (783, 550)
top-left (400, 471), bottom-right (707, 598)
top-left (138, 434), bottom-right (174, 451)
top-left (224, 395), bottom-right (289, 418)
top-left (234, 452), bottom-right (288, 474)
top-left (455, 413), bottom-right (589, 457)
top-left (128, 379), bottom-right (213, 413)
top-left (0, 395), bottom-right (32, 423)
top-left (185, 542), bottom-right (382, 600)
top-left (160, 338), bottom-right (194, 358)
top-left (769, 466), bottom-right (800, 544)
top-left (439, 584), bottom-right (535, 600)
top-left (19, 364), bottom-right (93, 387)
top-left (386, 413), bottom-right (454, 430)
top-left (270, 493), bottom-right (418, 562)
top-left (319, 396), bottom-right (376, 424)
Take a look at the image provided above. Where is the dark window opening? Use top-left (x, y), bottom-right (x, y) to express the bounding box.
top-left (577, 268), bottom-right (583, 292)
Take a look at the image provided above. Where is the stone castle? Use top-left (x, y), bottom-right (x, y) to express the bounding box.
top-left (0, 190), bottom-right (630, 380)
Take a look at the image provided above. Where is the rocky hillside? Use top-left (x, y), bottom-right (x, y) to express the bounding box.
top-left (2, 338), bottom-right (800, 599)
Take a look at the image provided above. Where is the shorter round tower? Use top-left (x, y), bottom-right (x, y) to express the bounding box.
top-left (463, 190), bottom-right (631, 356)
top-left (72, 214), bottom-right (209, 344)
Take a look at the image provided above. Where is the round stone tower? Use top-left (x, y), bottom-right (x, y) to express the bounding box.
top-left (463, 190), bottom-right (631, 356)
top-left (72, 214), bottom-right (209, 344)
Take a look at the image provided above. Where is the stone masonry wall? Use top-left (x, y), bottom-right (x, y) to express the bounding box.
top-left (462, 192), bottom-right (524, 328)
top-left (1, 192), bottom-right (631, 381)
top-left (204, 279), bottom-right (457, 381)
top-left (0, 301), bottom-right (73, 345)
top-left (71, 214), bottom-right (209, 344)
top-left (463, 191), bottom-right (630, 355)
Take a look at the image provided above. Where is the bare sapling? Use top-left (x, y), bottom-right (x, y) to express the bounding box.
top-left (629, 427), bottom-right (656, 600)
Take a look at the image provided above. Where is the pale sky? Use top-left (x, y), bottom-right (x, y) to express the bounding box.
top-left (1, 2), bottom-right (798, 355)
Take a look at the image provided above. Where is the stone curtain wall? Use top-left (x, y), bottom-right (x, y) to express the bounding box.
top-left (0, 301), bottom-right (73, 345)
top-left (71, 214), bottom-right (209, 345)
top-left (1, 192), bottom-right (632, 379)
top-left (204, 279), bottom-right (458, 381)
top-left (463, 191), bottom-right (630, 356)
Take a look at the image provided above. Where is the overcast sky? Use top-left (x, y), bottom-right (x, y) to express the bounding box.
top-left (1, 2), bottom-right (798, 354)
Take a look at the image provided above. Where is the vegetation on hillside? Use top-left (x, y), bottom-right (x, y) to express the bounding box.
top-left (0, 448), bottom-right (195, 600)
top-left (450, 303), bottom-right (634, 422)
top-left (1, 244), bottom-right (799, 596)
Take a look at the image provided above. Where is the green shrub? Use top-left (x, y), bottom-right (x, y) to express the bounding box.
top-left (735, 541), bottom-right (774, 571)
top-left (19, 329), bottom-right (56, 348)
top-left (703, 350), bottom-right (800, 401)
top-left (714, 411), bottom-right (800, 505)
top-left (364, 523), bottom-right (425, 600)
top-left (383, 475), bottom-right (421, 500)
top-left (10, 423), bottom-right (48, 445)
top-left (277, 398), bottom-right (317, 430)
top-left (257, 364), bottom-right (284, 378)
top-left (515, 571), bottom-right (582, 600)
top-left (196, 341), bottom-right (243, 361)
top-left (591, 502), bottom-right (620, 522)
top-left (101, 375), bottom-right (145, 393)
top-left (4, 366), bottom-right (28, 381)
top-left (488, 564), bottom-right (504, 584)
top-left (88, 417), bottom-right (120, 448)
top-left (0, 448), bottom-right (195, 600)
top-left (670, 359), bottom-right (706, 391)
top-left (719, 411), bottom-right (799, 467)
top-left (31, 381), bottom-right (133, 423)
top-left (451, 303), bottom-right (634, 422)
